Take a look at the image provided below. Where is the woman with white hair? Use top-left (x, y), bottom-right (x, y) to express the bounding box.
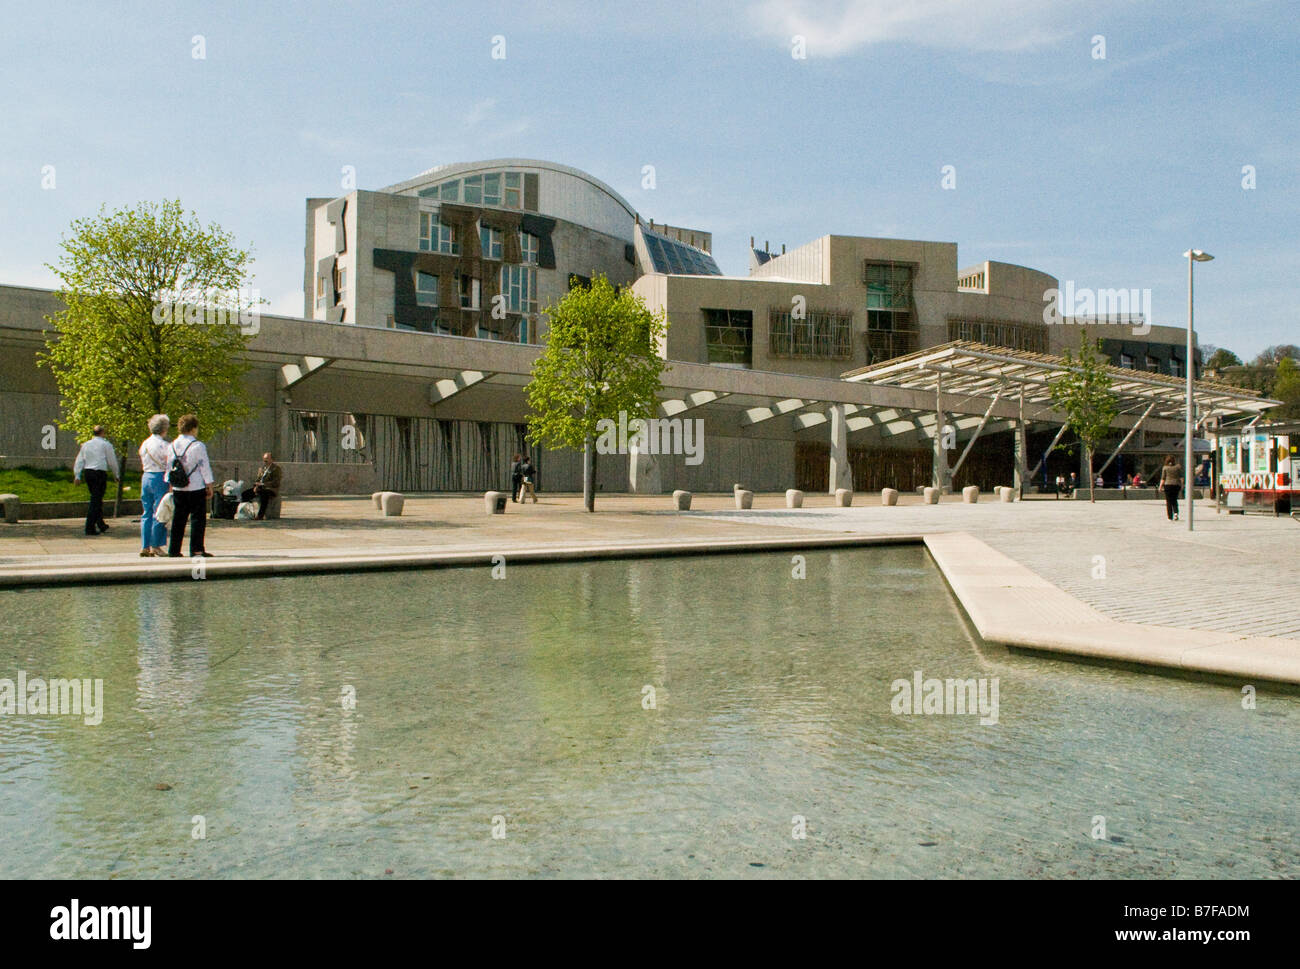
top-left (138, 414), bottom-right (171, 557)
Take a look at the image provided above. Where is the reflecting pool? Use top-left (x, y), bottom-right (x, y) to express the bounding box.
top-left (1, 547), bottom-right (1295, 878)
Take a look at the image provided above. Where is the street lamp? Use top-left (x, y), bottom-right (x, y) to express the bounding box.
top-left (1183, 249), bottom-right (1213, 531)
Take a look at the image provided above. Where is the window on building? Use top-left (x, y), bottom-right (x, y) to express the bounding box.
top-left (947, 318), bottom-right (1048, 353)
top-left (499, 265), bottom-right (536, 314)
top-left (335, 266), bottom-right (347, 299)
top-left (1145, 355), bottom-right (1160, 371)
top-left (769, 308), bottom-right (853, 359)
top-left (505, 172), bottom-right (522, 209)
top-left (315, 275), bottom-right (326, 309)
top-left (439, 181), bottom-right (459, 201)
top-left (480, 225), bottom-right (503, 260)
top-left (1119, 353), bottom-right (1135, 369)
top-left (416, 272), bottom-right (438, 308)
top-left (459, 275), bottom-right (481, 310)
top-left (864, 262), bottom-right (917, 362)
top-left (519, 231), bottom-right (539, 264)
top-left (519, 317), bottom-right (530, 344)
top-left (463, 174), bottom-right (482, 205)
top-left (702, 308), bottom-right (753, 368)
top-left (419, 212), bottom-right (459, 255)
top-left (482, 173), bottom-right (501, 206)
top-left (1170, 357), bottom-right (1184, 377)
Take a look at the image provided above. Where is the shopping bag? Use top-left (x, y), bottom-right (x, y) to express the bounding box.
top-left (155, 491), bottom-right (175, 526)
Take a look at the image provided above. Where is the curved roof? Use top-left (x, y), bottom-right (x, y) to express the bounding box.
top-left (382, 158), bottom-right (638, 220)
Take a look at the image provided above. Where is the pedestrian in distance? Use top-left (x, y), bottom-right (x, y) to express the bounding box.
top-left (519, 455), bottom-right (538, 504)
top-left (73, 425), bottom-right (119, 537)
top-left (1159, 455), bottom-right (1183, 521)
top-left (509, 452), bottom-right (524, 502)
top-left (138, 414), bottom-right (171, 556)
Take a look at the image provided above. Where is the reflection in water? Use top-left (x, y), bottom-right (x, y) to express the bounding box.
top-left (0, 547), bottom-right (1296, 879)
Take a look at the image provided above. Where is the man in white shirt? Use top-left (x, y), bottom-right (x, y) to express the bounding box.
top-left (166, 414), bottom-right (216, 558)
top-left (73, 426), bottom-right (120, 536)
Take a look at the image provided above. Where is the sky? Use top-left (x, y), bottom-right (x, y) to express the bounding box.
top-left (0, 0), bottom-right (1295, 358)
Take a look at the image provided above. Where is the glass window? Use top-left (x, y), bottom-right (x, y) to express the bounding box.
top-left (519, 317), bottom-right (530, 344)
top-left (336, 267), bottom-right (347, 297)
top-left (416, 272), bottom-right (438, 307)
top-left (482, 173), bottom-right (501, 206)
top-left (480, 225), bottom-right (503, 260)
top-left (459, 275), bottom-right (480, 310)
top-left (315, 275), bottom-right (326, 308)
top-left (420, 212), bottom-right (458, 254)
top-left (1169, 357), bottom-right (1183, 377)
top-left (769, 309), bottom-right (852, 359)
top-left (499, 265), bottom-right (536, 314)
top-left (703, 308), bottom-right (753, 368)
top-left (439, 181), bottom-right (459, 201)
top-left (463, 174), bottom-right (482, 205)
top-left (1146, 355), bottom-right (1160, 370)
top-left (505, 172), bottom-right (522, 209)
top-left (519, 231), bottom-right (539, 264)
top-left (1120, 353), bottom-right (1135, 369)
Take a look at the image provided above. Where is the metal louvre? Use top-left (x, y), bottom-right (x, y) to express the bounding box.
top-left (842, 341), bottom-right (1276, 420)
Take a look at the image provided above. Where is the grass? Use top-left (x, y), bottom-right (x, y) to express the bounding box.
top-left (0, 466), bottom-right (144, 504)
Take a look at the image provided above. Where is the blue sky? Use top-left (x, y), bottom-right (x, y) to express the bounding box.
top-left (1, 0), bottom-right (1295, 358)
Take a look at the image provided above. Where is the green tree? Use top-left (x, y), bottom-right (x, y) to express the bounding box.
top-left (39, 200), bottom-right (261, 512)
top-left (1204, 347), bottom-right (1242, 371)
top-left (1050, 334), bottom-right (1119, 503)
top-left (1270, 357), bottom-right (1300, 420)
top-left (526, 275), bottom-right (667, 512)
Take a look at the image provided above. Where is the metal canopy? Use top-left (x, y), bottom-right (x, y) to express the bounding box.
top-left (842, 340), bottom-right (1277, 421)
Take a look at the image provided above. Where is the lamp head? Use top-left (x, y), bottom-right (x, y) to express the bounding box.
top-left (1183, 249), bottom-right (1214, 262)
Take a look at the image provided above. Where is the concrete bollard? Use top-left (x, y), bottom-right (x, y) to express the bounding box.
top-left (834, 488), bottom-right (853, 507)
top-left (484, 491), bottom-right (507, 515)
top-left (923, 487), bottom-right (939, 504)
top-left (380, 492), bottom-right (405, 516)
top-left (735, 489), bottom-right (754, 510)
top-left (372, 491), bottom-right (384, 510)
top-left (733, 482), bottom-right (745, 492)
top-left (1000, 486), bottom-right (1015, 503)
top-left (673, 490), bottom-right (692, 510)
top-left (0, 493), bottom-right (19, 524)
top-left (785, 489), bottom-right (803, 508)
top-left (962, 485), bottom-right (979, 504)
top-left (881, 488), bottom-right (899, 506)
top-left (264, 495), bottom-right (283, 520)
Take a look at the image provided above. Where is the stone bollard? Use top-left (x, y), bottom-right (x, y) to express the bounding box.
top-left (785, 489), bottom-right (803, 508)
top-left (834, 488), bottom-right (853, 507)
top-left (264, 495), bottom-right (283, 520)
top-left (673, 490), bottom-right (692, 510)
top-left (1000, 486), bottom-right (1015, 503)
top-left (923, 487), bottom-right (939, 504)
top-left (735, 489), bottom-right (754, 510)
top-left (0, 493), bottom-right (19, 524)
top-left (733, 483), bottom-right (745, 493)
top-left (380, 492), bottom-right (405, 516)
top-left (372, 491), bottom-right (384, 510)
top-left (484, 491), bottom-right (507, 515)
top-left (962, 485), bottom-right (979, 504)
top-left (881, 488), bottom-right (899, 506)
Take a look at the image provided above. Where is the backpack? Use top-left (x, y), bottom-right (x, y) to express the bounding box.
top-left (168, 440), bottom-right (196, 489)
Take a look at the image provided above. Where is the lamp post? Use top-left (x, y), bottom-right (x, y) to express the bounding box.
top-left (1183, 249), bottom-right (1213, 531)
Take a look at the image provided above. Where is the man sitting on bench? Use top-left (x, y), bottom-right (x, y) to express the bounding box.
top-left (241, 453), bottom-right (282, 520)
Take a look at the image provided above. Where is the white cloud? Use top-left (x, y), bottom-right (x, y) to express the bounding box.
top-left (747, 0), bottom-right (1089, 55)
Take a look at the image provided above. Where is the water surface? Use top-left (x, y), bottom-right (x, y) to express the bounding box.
top-left (1, 547), bottom-right (1295, 878)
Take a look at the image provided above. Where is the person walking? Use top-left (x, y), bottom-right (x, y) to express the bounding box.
top-left (519, 455), bottom-right (538, 504)
top-left (1159, 455), bottom-right (1183, 522)
top-left (138, 414), bottom-right (171, 556)
top-left (73, 425), bottom-right (120, 537)
top-left (167, 414), bottom-right (215, 557)
top-left (509, 452), bottom-right (524, 502)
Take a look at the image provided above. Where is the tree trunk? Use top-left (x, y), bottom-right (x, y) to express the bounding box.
top-left (112, 442), bottom-right (126, 518)
top-left (583, 435), bottom-right (596, 512)
top-left (1087, 445), bottom-right (1096, 503)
